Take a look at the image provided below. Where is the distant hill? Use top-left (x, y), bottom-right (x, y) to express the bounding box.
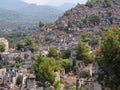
top-left (0, 8), bottom-right (30, 22)
top-left (0, 0), bottom-right (63, 22)
top-left (0, 0), bottom-right (78, 33)
top-left (0, 0), bottom-right (78, 45)
top-left (0, 0), bottom-right (71, 45)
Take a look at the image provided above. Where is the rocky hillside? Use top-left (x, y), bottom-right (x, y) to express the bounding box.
top-left (32, 0), bottom-right (120, 50)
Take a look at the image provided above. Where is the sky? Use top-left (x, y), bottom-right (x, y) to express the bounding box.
top-left (22, 0), bottom-right (88, 6)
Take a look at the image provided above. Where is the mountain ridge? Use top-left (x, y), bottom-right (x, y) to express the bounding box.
top-left (0, 0), bottom-right (65, 33)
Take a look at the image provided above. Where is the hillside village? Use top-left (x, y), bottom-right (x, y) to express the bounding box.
top-left (0, 38), bottom-right (100, 90)
top-left (0, 0), bottom-right (120, 90)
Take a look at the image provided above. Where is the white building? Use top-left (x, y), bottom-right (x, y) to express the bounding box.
top-left (0, 68), bottom-right (6, 84)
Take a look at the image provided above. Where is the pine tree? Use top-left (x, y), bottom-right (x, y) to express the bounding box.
top-left (97, 26), bottom-right (120, 89)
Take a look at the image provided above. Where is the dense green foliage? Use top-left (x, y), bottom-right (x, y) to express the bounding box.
top-left (85, 0), bottom-right (94, 7)
top-left (80, 85), bottom-right (89, 90)
top-left (0, 31), bottom-right (27, 46)
top-left (0, 43), bottom-right (5, 52)
top-left (58, 59), bottom-right (71, 69)
top-left (97, 26), bottom-right (120, 89)
top-left (88, 14), bottom-right (101, 25)
top-left (75, 42), bottom-right (93, 63)
top-left (16, 42), bottom-right (24, 50)
top-left (89, 38), bottom-right (98, 47)
top-left (62, 49), bottom-right (71, 59)
top-left (15, 57), bottom-right (23, 64)
top-left (25, 37), bottom-right (33, 47)
top-left (33, 54), bottom-right (71, 88)
top-left (48, 47), bottom-right (58, 58)
top-left (82, 36), bottom-right (91, 42)
top-left (0, 63), bottom-right (3, 69)
top-left (39, 21), bottom-right (44, 28)
top-left (33, 55), bottom-right (57, 86)
top-left (10, 63), bottom-right (21, 68)
top-left (83, 18), bottom-right (88, 24)
top-left (16, 75), bottom-right (23, 85)
top-left (53, 81), bottom-right (60, 90)
top-left (104, 0), bottom-right (112, 7)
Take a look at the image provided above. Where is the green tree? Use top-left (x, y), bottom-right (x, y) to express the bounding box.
top-left (16, 42), bottom-right (24, 50)
top-left (48, 47), bottom-right (58, 58)
top-left (0, 63), bottom-right (3, 69)
top-left (16, 75), bottom-right (23, 85)
top-left (107, 17), bottom-right (113, 24)
top-left (75, 42), bottom-right (93, 63)
top-left (15, 57), bottom-right (23, 64)
top-left (82, 37), bottom-right (91, 42)
top-left (10, 63), bottom-right (16, 67)
top-left (39, 21), bottom-right (44, 28)
top-left (62, 49), bottom-right (71, 59)
top-left (89, 38), bottom-right (98, 47)
top-left (83, 18), bottom-right (88, 24)
top-left (58, 59), bottom-right (71, 73)
top-left (0, 43), bottom-right (5, 52)
top-left (29, 46), bottom-right (35, 53)
top-left (104, 0), bottom-right (112, 7)
top-left (53, 81), bottom-right (60, 90)
top-left (33, 55), bottom-right (57, 86)
top-left (89, 14), bottom-right (101, 25)
top-left (58, 59), bottom-right (71, 69)
top-left (80, 85), bottom-right (89, 90)
top-left (15, 64), bottom-right (21, 68)
top-left (25, 37), bottom-right (33, 47)
top-left (85, 0), bottom-right (94, 8)
top-left (97, 26), bottom-right (120, 90)
top-left (68, 21), bottom-right (73, 28)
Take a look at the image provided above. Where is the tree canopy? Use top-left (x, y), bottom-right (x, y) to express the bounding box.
top-left (33, 54), bottom-right (71, 88)
top-left (97, 26), bottom-right (120, 90)
top-left (0, 63), bottom-right (3, 69)
top-left (62, 49), bottom-right (71, 59)
top-left (89, 14), bottom-right (101, 25)
top-left (16, 42), bottom-right (24, 50)
top-left (39, 21), bottom-right (44, 28)
top-left (16, 75), bottom-right (23, 85)
top-left (75, 42), bottom-right (93, 63)
top-left (89, 38), bottom-right (98, 47)
top-left (0, 43), bottom-right (5, 52)
top-left (15, 56), bottom-right (23, 64)
top-left (33, 55), bottom-right (59, 86)
top-left (48, 47), bottom-right (58, 58)
top-left (58, 59), bottom-right (71, 69)
top-left (25, 37), bottom-right (33, 47)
